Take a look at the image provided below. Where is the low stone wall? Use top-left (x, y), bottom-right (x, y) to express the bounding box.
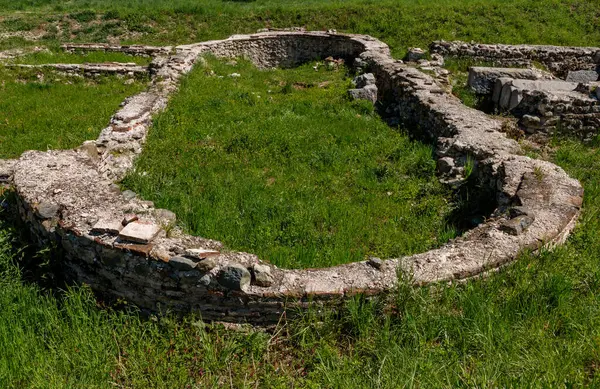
top-left (513, 88), bottom-right (600, 141)
top-left (8, 62), bottom-right (148, 77)
top-left (6, 31), bottom-right (583, 324)
top-left (61, 43), bottom-right (172, 57)
top-left (430, 40), bottom-right (600, 78)
top-left (477, 74), bottom-right (600, 141)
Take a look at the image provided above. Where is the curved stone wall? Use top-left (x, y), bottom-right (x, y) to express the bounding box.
top-left (6, 31), bottom-right (583, 324)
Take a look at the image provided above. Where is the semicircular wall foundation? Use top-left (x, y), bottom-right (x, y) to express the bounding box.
top-left (3, 31), bottom-right (583, 324)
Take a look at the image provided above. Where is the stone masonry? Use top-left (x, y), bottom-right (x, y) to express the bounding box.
top-left (1, 32), bottom-right (583, 324)
top-left (431, 40), bottom-right (600, 78)
top-left (435, 40), bottom-right (600, 141)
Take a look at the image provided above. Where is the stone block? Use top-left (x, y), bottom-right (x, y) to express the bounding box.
top-left (521, 114), bottom-right (542, 129)
top-left (196, 258), bottom-right (217, 272)
top-left (468, 67), bottom-right (551, 94)
top-left (113, 92), bottom-right (157, 123)
top-left (119, 221), bottom-right (161, 244)
top-left (565, 70), bottom-right (599, 83)
top-left (509, 87), bottom-right (523, 110)
top-left (179, 270), bottom-right (202, 286)
top-left (217, 263), bottom-right (251, 291)
top-left (348, 84), bottom-right (378, 104)
top-left (511, 79), bottom-right (578, 93)
top-left (353, 57), bottom-right (367, 70)
top-left (499, 84), bottom-right (516, 110)
top-left (492, 77), bottom-right (513, 103)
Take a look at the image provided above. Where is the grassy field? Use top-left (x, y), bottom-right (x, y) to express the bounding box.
top-left (1, 0), bottom-right (600, 387)
top-left (0, 67), bottom-right (146, 159)
top-left (0, 0), bottom-right (599, 57)
top-left (123, 57), bottom-right (454, 268)
top-left (3, 135), bottom-right (600, 387)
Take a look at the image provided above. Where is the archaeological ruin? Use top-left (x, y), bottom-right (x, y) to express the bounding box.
top-left (0, 31), bottom-right (592, 324)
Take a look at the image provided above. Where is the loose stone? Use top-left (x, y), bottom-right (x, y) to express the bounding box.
top-left (500, 215), bottom-right (535, 236)
top-left (252, 263), bottom-right (274, 287)
top-left (79, 141), bottom-right (99, 161)
top-left (108, 184), bottom-right (121, 194)
top-left (348, 84), bottom-right (378, 103)
top-left (119, 221), bottom-right (161, 244)
top-left (367, 257), bottom-right (383, 270)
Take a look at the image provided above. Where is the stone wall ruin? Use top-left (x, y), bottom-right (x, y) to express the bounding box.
top-left (432, 40), bottom-right (600, 141)
top-left (1, 32), bottom-right (584, 324)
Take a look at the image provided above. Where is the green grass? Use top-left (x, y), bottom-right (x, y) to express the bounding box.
top-left (0, 0), bottom-right (599, 58)
top-left (123, 57), bottom-right (455, 268)
top-left (3, 134), bottom-right (600, 387)
top-left (2, 0), bottom-right (600, 387)
top-left (0, 67), bottom-right (146, 159)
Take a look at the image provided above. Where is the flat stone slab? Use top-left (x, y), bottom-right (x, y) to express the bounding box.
top-left (468, 67), bottom-right (552, 94)
top-left (118, 221), bottom-right (161, 244)
top-left (511, 79), bottom-right (578, 92)
top-left (496, 78), bottom-right (581, 111)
